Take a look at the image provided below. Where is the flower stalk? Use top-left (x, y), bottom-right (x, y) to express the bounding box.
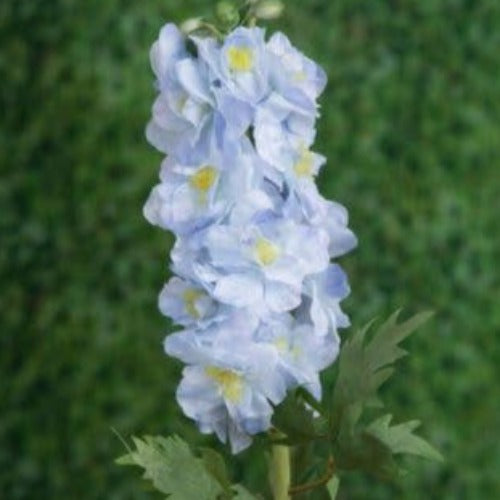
top-left (269, 433), bottom-right (291, 500)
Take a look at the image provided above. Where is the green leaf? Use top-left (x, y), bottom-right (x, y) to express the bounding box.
top-left (334, 431), bottom-right (400, 480)
top-left (272, 392), bottom-right (318, 444)
top-left (116, 435), bottom-right (224, 500)
top-left (200, 447), bottom-right (233, 494)
top-left (232, 484), bottom-right (259, 499)
top-left (330, 311), bottom-right (441, 479)
top-left (331, 310), bottom-right (433, 432)
top-left (366, 414), bottom-right (444, 462)
top-left (326, 476), bottom-right (340, 499)
top-left (365, 310), bottom-right (434, 373)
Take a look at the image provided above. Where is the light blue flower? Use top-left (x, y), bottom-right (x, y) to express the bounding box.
top-left (272, 145), bottom-right (326, 200)
top-left (164, 310), bottom-right (287, 453)
top-left (267, 32), bottom-right (327, 100)
top-left (267, 32), bottom-right (327, 109)
top-left (143, 145), bottom-right (260, 236)
top-left (146, 24), bottom-right (256, 163)
top-left (254, 92), bottom-right (317, 172)
top-left (255, 314), bottom-right (339, 399)
top-left (146, 56), bottom-right (217, 163)
top-left (194, 26), bottom-right (270, 105)
top-left (149, 23), bottom-right (188, 89)
top-left (283, 184), bottom-right (358, 258)
top-left (198, 198), bottom-right (330, 313)
top-left (158, 276), bottom-right (216, 326)
top-left (166, 189), bottom-right (280, 286)
top-left (166, 190), bottom-right (274, 287)
top-left (175, 365), bottom-right (255, 453)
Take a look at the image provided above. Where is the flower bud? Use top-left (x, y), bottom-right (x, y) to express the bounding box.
top-left (216, 1), bottom-right (240, 28)
top-left (255, 0), bottom-right (284, 20)
top-left (180, 17), bottom-right (203, 34)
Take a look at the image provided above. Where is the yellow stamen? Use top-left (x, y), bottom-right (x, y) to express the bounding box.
top-left (206, 367), bottom-right (244, 403)
top-left (227, 46), bottom-right (254, 72)
top-left (293, 70), bottom-right (307, 82)
top-left (254, 237), bottom-right (280, 266)
top-left (292, 345), bottom-right (302, 360)
top-left (274, 337), bottom-right (288, 353)
top-left (176, 94), bottom-right (188, 112)
top-left (183, 289), bottom-right (203, 318)
top-left (293, 150), bottom-right (314, 177)
top-left (189, 166), bottom-right (217, 192)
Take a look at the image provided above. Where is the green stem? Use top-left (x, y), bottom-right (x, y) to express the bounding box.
top-left (269, 434), bottom-right (291, 500)
top-left (198, 22), bottom-right (224, 40)
top-left (288, 455), bottom-right (336, 496)
top-left (239, 0), bottom-right (257, 27)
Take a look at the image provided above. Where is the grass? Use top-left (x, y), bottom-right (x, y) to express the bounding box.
top-left (1, 0), bottom-right (499, 498)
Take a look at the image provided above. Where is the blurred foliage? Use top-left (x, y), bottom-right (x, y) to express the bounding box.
top-left (0, 0), bottom-right (499, 498)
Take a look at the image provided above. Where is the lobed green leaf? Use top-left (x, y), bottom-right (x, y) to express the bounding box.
top-left (329, 311), bottom-right (442, 479)
top-left (116, 435), bottom-right (224, 499)
top-left (366, 414), bottom-right (444, 463)
top-left (331, 311), bottom-right (433, 433)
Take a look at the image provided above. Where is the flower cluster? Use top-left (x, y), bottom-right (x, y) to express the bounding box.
top-left (144, 23), bottom-right (357, 453)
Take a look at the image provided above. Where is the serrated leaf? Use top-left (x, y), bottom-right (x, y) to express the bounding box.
top-left (200, 447), bottom-right (233, 494)
top-left (332, 311), bottom-right (433, 432)
top-left (116, 435), bottom-right (223, 500)
top-left (334, 430), bottom-right (400, 480)
top-left (366, 414), bottom-right (443, 462)
top-left (115, 454), bottom-right (136, 466)
top-left (330, 311), bottom-right (441, 479)
top-left (365, 310), bottom-right (434, 372)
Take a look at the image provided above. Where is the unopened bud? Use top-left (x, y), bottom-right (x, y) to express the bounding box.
top-left (216, 1), bottom-right (240, 27)
top-left (180, 17), bottom-right (203, 34)
top-left (255, 0), bottom-right (284, 20)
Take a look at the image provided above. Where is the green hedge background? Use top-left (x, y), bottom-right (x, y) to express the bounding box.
top-left (1, 0), bottom-right (499, 498)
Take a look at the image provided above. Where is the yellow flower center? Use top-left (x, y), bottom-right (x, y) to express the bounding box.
top-left (293, 150), bottom-right (314, 177)
top-left (274, 337), bottom-right (288, 353)
top-left (293, 70), bottom-right (307, 82)
top-left (206, 367), bottom-right (244, 403)
top-left (189, 166), bottom-right (217, 192)
top-left (227, 46), bottom-right (254, 72)
top-left (182, 289), bottom-right (203, 318)
top-left (254, 237), bottom-right (280, 266)
top-left (292, 345), bottom-right (302, 360)
top-left (176, 94), bottom-right (188, 112)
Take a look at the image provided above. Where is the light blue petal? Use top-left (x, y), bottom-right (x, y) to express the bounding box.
top-left (265, 281), bottom-right (301, 313)
top-left (324, 264), bottom-right (351, 300)
top-left (175, 58), bottom-right (213, 104)
top-left (310, 283), bottom-right (330, 336)
top-left (150, 23), bottom-right (187, 84)
top-left (176, 365), bottom-right (222, 420)
top-left (215, 91), bottom-right (254, 139)
top-left (227, 420), bottom-right (253, 454)
top-left (213, 273), bottom-right (263, 307)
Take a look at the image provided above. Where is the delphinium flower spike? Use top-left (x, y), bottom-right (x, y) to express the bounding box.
top-left (144, 20), bottom-right (356, 453)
